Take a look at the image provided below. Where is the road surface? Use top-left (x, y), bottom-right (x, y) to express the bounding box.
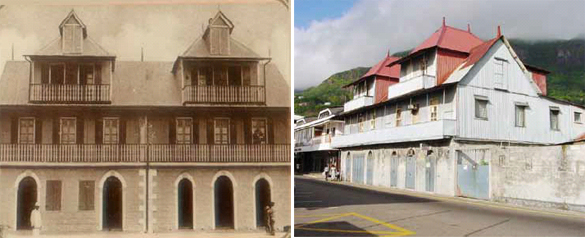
top-left (294, 177), bottom-right (585, 237)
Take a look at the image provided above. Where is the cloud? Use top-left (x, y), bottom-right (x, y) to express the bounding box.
top-left (294, 0), bottom-right (585, 90)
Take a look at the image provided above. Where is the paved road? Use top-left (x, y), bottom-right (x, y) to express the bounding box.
top-left (294, 177), bottom-right (585, 237)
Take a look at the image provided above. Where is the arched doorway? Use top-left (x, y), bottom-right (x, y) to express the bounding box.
top-left (255, 178), bottom-right (271, 228)
top-left (178, 179), bottom-right (193, 229)
top-left (214, 176), bottom-right (234, 229)
top-left (17, 177), bottom-right (37, 230)
top-left (103, 176), bottom-right (123, 230)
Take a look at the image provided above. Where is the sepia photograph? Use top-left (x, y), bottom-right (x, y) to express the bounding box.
top-left (0, 0), bottom-right (291, 237)
top-left (294, 0), bottom-right (585, 237)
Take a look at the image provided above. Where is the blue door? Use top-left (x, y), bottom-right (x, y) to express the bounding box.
top-left (366, 152), bottom-right (374, 185)
top-left (352, 154), bottom-right (365, 184)
top-left (457, 150), bottom-right (489, 200)
top-left (390, 156), bottom-right (398, 187)
top-left (405, 156), bottom-right (415, 189)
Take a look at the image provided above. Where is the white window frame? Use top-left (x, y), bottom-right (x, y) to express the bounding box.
top-left (430, 97), bottom-right (439, 121)
top-left (396, 107), bottom-right (402, 126)
top-left (214, 117), bottom-right (230, 144)
top-left (493, 57), bottom-right (508, 90)
top-left (18, 117), bottom-right (35, 144)
top-left (102, 117), bottom-right (119, 144)
top-left (474, 96), bottom-right (489, 120)
top-left (514, 103), bottom-right (528, 128)
top-left (550, 107), bottom-right (560, 131)
top-left (60, 117), bottom-right (77, 144)
top-left (574, 111), bottom-right (582, 124)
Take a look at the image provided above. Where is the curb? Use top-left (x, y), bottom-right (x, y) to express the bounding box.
top-left (294, 175), bottom-right (585, 220)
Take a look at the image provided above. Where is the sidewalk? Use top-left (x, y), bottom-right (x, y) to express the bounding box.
top-left (296, 174), bottom-right (585, 219)
top-left (4, 230), bottom-right (289, 238)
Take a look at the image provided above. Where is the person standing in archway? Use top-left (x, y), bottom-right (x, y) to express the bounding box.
top-left (30, 202), bottom-right (41, 236)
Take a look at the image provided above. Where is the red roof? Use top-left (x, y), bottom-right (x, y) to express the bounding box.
top-left (575, 133), bottom-right (585, 142)
top-left (361, 55), bottom-right (401, 79)
top-left (461, 36), bottom-right (501, 69)
top-left (345, 54), bottom-right (400, 87)
top-left (411, 25), bottom-right (484, 55)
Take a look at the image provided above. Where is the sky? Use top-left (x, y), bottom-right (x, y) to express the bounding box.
top-left (294, 0), bottom-right (585, 90)
top-left (0, 1), bottom-right (291, 85)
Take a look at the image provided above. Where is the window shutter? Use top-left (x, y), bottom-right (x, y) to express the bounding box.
top-left (73, 26), bottom-right (82, 53)
top-left (79, 181), bottom-right (94, 211)
top-left (230, 118), bottom-right (237, 145)
top-left (10, 117), bottom-right (18, 144)
top-left (244, 117), bottom-right (251, 144)
top-left (41, 64), bottom-right (50, 84)
top-left (35, 118), bottom-right (42, 144)
top-left (169, 118), bottom-right (176, 144)
top-left (95, 118), bottom-right (103, 144)
top-left (52, 117), bottom-right (59, 144)
top-left (207, 118), bottom-right (214, 145)
top-left (95, 64), bottom-right (102, 85)
top-left (76, 117), bottom-right (84, 144)
top-left (210, 28), bottom-right (220, 55)
top-left (63, 25), bottom-right (74, 53)
top-left (46, 180), bottom-right (62, 211)
top-left (220, 28), bottom-right (229, 55)
top-left (267, 117), bottom-right (274, 144)
top-left (192, 119), bottom-right (199, 144)
top-left (119, 118), bottom-right (126, 144)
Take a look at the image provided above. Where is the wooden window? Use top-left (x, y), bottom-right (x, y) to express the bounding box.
top-left (475, 98), bottom-right (488, 120)
top-left (396, 107), bottom-right (402, 126)
top-left (60, 117), bottom-right (76, 144)
top-left (550, 108), bottom-right (560, 131)
top-left (251, 118), bottom-right (267, 144)
top-left (515, 105), bottom-right (526, 127)
top-left (494, 58), bottom-right (507, 89)
top-left (430, 97), bottom-right (439, 121)
top-left (214, 118), bottom-right (230, 144)
top-left (78, 181), bottom-right (94, 211)
top-left (574, 112), bottom-right (582, 123)
top-left (46, 180), bottom-right (62, 211)
top-left (63, 23), bottom-right (82, 54)
top-left (176, 118), bottom-right (193, 144)
top-left (411, 104), bottom-right (420, 124)
top-left (103, 118), bottom-right (119, 144)
top-left (18, 118), bottom-right (35, 144)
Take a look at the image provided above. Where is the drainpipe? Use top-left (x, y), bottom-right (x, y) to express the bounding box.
top-left (263, 55), bottom-right (271, 106)
top-left (25, 56), bottom-right (32, 101)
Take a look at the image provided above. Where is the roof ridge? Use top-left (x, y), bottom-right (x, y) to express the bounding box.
top-left (445, 25), bottom-right (484, 41)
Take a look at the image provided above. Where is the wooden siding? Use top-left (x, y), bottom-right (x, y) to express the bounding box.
top-left (436, 49), bottom-right (467, 85)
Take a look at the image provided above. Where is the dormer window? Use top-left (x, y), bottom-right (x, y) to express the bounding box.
top-left (61, 13), bottom-right (84, 54)
top-left (205, 11), bottom-right (234, 55)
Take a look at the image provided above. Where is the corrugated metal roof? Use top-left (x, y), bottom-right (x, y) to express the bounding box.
top-left (345, 55), bottom-right (400, 88)
top-left (461, 36), bottom-right (501, 69)
top-left (411, 25), bottom-right (484, 55)
top-left (29, 36), bottom-right (114, 58)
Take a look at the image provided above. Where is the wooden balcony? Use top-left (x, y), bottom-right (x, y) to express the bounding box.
top-left (0, 144), bottom-right (290, 163)
top-left (29, 84), bottom-right (111, 104)
top-left (182, 85), bottom-right (265, 104)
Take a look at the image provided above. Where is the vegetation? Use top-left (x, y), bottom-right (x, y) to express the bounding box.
top-left (295, 38), bottom-right (585, 117)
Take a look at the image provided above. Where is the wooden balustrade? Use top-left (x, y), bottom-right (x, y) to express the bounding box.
top-left (0, 144), bottom-right (290, 163)
top-left (182, 85), bottom-right (265, 104)
top-left (29, 84), bottom-right (111, 103)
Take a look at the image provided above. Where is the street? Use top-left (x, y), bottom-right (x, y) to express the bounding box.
top-left (294, 177), bottom-right (585, 237)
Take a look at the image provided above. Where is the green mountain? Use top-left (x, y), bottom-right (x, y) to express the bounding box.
top-left (294, 67), bottom-right (369, 117)
top-left (295, 39), bottom-right (585, 117)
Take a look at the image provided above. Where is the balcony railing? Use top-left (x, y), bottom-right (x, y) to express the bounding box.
top-left (0, 144), bottom-right (290, 163)
top-left (182, 85), bottom-right (265, 104)
top-left (29, 84), bottom-right (111, 103)
top-left (344, 96), bottom-right (373, 112)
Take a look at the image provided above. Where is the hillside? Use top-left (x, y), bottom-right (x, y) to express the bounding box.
top-left (294, 67), bottom-right (369, 116)
top-left (295, 39), bottom-right (585, 117)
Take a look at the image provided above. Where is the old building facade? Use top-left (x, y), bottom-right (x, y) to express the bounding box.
top-left (306, 20), bottom-right (585, 210)
top-left (0, 10), bottom-right (290, 233)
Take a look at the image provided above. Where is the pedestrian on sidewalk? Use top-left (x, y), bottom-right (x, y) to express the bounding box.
top-left (30, 202), bottom-right (42, 236)
top-left (323, 166), bottom-right (329, 181)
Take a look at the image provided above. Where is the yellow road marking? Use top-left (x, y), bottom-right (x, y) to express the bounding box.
top-left (294, 213), bottom-right (351, 218)
top-left (294, 212), bottom-right (415, 237)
